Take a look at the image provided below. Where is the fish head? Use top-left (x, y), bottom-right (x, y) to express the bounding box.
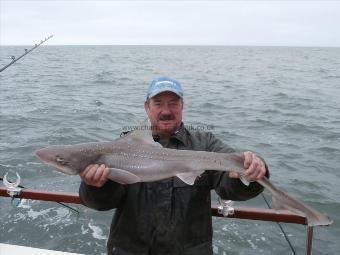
top-left (35, 144), bottom-right (97, 175)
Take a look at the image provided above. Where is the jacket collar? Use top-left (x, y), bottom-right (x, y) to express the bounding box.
top-left (153, 122), bottom-right (190, 147)
top-left (171, 122), bottom-right (190, 146)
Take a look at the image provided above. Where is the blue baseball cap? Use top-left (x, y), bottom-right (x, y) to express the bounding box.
top-left (146, 77), bottom-right (183, 99)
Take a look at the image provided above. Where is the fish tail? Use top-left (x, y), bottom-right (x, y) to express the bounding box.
top-left (258, 177), bottom-right (333, 227)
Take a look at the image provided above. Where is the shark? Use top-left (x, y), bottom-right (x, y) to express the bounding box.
top-left (35, 120), bottom-right (332, 227)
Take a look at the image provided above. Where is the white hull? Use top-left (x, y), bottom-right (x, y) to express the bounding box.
top-left (0, 243), bottom-right (82, 255)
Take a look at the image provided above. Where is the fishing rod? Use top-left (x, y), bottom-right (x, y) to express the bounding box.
top-left (0, 35), bottom-right (54, 73)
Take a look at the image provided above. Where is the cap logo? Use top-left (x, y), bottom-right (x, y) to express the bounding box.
top-left (154, 80), bottom-right (177, 88)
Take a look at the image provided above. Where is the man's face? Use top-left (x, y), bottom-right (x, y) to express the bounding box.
top-left (144, 92), bottom-right (183, 136)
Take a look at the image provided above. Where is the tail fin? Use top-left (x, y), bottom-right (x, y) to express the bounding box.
top-left (258, 177), bottom-right (333, 227)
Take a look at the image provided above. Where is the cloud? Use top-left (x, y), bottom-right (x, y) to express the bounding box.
top-left (1, 1), bottom-right (340, 46)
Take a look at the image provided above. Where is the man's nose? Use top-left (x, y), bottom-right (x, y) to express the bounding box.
top-left (160, 105), bottom-right (171, 114)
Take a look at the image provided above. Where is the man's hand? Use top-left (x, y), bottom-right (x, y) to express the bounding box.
top-left (228, 151), bottom-right (266, 182)
top-left (79, 164), bottom-right (109, 187)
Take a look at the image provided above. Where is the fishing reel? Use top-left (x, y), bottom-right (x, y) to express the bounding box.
top-left (217, 198), bottom-right (235, 217)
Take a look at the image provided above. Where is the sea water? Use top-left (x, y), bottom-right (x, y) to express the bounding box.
top-left (0, 46), bottom-right (339, 254)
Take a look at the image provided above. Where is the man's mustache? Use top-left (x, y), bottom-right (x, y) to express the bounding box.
top-left (159, 114), bottom-right (175, 121)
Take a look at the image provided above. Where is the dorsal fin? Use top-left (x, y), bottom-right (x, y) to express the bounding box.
top-left (127, 118), bottom-right (162, 147)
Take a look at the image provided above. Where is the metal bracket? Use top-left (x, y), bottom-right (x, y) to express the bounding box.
top-left (217, 198), bottom-right (234, 217)
top-left (3, 172), bottom-right (22, 197)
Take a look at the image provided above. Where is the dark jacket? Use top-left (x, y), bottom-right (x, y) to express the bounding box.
top-left (79, 124), bottom-right (268, 255)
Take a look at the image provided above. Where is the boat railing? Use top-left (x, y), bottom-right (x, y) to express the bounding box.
top-left (0, 186), bottom-right (318, 255)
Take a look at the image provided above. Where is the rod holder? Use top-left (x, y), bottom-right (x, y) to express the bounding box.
top-left (3, 172), bottom-right (22, 197)
top-left (217, 199), bottom-right (235, 217)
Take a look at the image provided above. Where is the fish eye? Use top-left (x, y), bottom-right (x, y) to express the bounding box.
top-left (56, 156), bottom-right (65, 164)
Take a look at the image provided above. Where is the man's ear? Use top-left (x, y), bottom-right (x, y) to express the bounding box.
top-left (144, 100), bottom-right (150, 114)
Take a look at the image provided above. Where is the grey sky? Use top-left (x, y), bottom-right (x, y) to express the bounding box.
top-left (1, 1), bottom-right (340, 46)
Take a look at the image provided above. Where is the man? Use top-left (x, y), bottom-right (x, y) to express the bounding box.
top-left (79, 77), bottom-right (268, 255)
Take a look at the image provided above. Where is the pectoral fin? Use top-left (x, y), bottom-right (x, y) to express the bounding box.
top-left (107, 168), bottom-right (141, 184)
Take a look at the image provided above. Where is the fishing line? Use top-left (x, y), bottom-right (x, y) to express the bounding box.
top-left (261, 193), bottom-right (297, 255)
top-left (0, 175), bottom-right (80, 215)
